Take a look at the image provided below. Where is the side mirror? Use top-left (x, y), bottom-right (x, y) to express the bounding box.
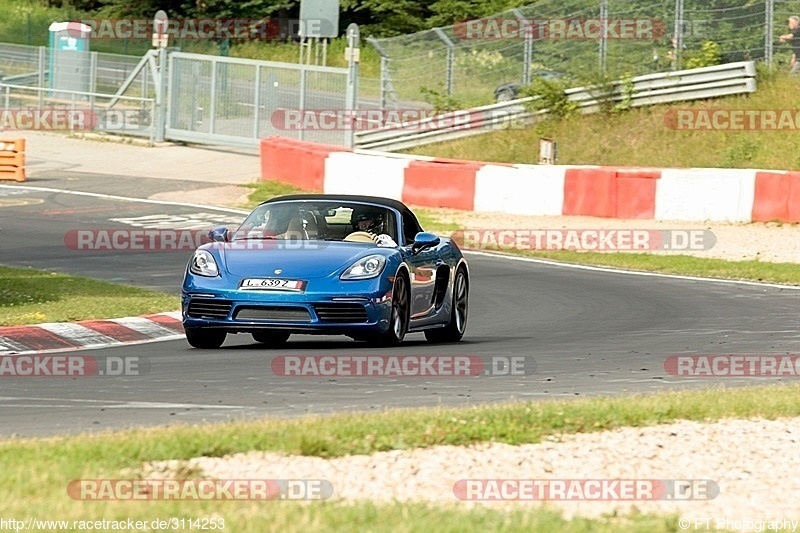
top-left (412, 232), bottom-right (440, 254)
top-left (208, 226), bottom-right (229, 242)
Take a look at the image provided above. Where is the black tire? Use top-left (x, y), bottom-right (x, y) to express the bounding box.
top-left (185, 328), bottom-right (226, 349)
top-left (425, 267), bottom-right (468, 343)
top-left (378, 272), bottom-right (410, 345)
top-left (252, 331), bottom-right (291, 345)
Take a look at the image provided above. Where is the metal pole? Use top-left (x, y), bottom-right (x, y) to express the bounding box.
top-left (38, 46), bottom-right (45, 108)
top-left (765, 0), bottom-right (775, 67)
top-left (253, 65), bottom-right (262, 140)
top-left (299, 37), bottom-right (303, 64)
top-left (523, 34), bottom-right (532, 84)
top-left (345, 24), bottom-right (360, 148)
top-left (434, 28), bottom-right (455, 95)
top-left (155, 48), bottom-right (167, 142)
top-left (209, 58), bottom-right (217, 134)
top-left (512, 9), bottom-right (532, 84)
top-left (149, 99), bottom-right (154, 146)
top-left (380, 56), bottom-right (388, 109)
top-left (298, 68), bottom-right (306, 142)
top-left (368, 37), bottom-right (390, 110)
top-left (674, 0), bottom-right (684, 70)
top-left (89, 51), bottom-right (97, 112)
top-left (600, 0), bottom-right (608, 74)
top-left (143, 61), bottom-right (149, 104)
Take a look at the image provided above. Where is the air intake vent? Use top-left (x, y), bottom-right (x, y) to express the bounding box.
top-left (313, 303), bottom-right (368, 323)
top-left (187, 299), bottom-right (232, 319)
top-left (235, 306), bottom-right (311, 322)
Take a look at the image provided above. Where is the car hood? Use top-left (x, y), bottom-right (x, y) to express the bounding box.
top-left (217, 241), bottom-right (390, 279)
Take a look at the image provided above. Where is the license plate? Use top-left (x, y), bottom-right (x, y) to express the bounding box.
top-left (240, 278), bottom-right (306, 291)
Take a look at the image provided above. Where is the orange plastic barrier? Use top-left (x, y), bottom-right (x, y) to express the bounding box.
top-left (0, 138), bottom-right (25, 182)
top-left (563, 168), bottom-right (617, 217)
top-left (259, 137), bottom-right (350, 191)
top-left (752, 171), bottom-right (800, 223)
top-left (614, 169), bottom-right (659, 219)
top-left (403, 159), bottom-right (480, 211)
top-left (563, 167), bottom-right (659, 219)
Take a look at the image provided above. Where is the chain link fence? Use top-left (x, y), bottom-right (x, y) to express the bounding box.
top-left (367, 0), bottom-right (800, 108)
top-left (0, 42), bottom-right (357, 147)
top-left (166, 52), bottom-right (351, 147)
top-left (0, 42), bottom-right (155, 97)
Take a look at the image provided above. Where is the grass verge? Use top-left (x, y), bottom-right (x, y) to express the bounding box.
top-left (0, 265), bottom-right (179, 326)
top-left (242, 180), bottom-right (306, 206)
top-left (407, 71), bottom-right (800, 170)
top-left (512, 250), bottom-right (800, 285)
top-left (4, 385), bottom-right (799, 530)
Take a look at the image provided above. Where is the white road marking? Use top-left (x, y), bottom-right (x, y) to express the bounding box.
top-left (0, 396), bottom-right (247, 409)
top-left (464, 250), bottom-right (800, 290)
top-left (0, 184), bottom-right (249, 214)
top-left (110, 212), bottom-right (244, 229)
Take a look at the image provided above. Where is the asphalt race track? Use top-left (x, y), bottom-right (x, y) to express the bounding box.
top-left (2, 179), bottom-right (800, 437)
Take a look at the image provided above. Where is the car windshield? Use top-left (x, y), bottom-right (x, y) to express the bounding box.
top-left (231, 201), bottom-right (398, 243)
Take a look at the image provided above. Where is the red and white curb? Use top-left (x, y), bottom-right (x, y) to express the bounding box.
top-left (0, 311), bottom-right (184, 356)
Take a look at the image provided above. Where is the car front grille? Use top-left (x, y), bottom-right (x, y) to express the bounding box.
top-left (313, 303), bottom-right (369, 323)
top-left (187, 299), bottom-right (233, 319)
top-left (234, 306), bottom-right (312, 322)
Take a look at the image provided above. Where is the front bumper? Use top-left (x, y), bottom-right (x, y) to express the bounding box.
top-left (181, 276), bottom-right (394, 335)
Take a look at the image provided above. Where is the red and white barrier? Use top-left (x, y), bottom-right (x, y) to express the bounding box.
top-left (259, 137), bottom-right (800, 223)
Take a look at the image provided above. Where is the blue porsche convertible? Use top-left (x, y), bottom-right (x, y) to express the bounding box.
top-left (181, 194), bottom-right (469, 348)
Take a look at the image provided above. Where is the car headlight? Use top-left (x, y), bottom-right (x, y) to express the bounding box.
top-left (340, 254), bottom-right (386, 280)
top-left (189, 249), bottom-right (219, 277)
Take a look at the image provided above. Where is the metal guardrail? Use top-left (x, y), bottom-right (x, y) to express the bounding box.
top-left (0, 83), bottom-right (156, 144)
top-left (355, 61), bottom-right (758, 152)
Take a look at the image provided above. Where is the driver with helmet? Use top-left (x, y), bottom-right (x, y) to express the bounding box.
top-left (351, 208), bottom-right (384, 233)
top-left (348, 207), bottom-right (397, 247)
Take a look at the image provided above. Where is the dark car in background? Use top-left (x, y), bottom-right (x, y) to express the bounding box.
top-left (494, 69), bottom-right (571, 102)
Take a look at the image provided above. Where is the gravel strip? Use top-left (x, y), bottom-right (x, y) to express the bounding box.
top-left (148, 186), bottom-right (252, 208)
top-left (444, 211), bottom-right (800, 263)
top-left (145, 417), bottom-right (800, 530)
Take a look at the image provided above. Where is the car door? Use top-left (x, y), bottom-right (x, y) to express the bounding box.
top-left (399, 209), bottom-right (443, 321)
top-left (405, 244), bottom-right (441, 320)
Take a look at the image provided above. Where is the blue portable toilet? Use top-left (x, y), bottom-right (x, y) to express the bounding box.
top-left (48, 22), bottom-right (91, 97)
